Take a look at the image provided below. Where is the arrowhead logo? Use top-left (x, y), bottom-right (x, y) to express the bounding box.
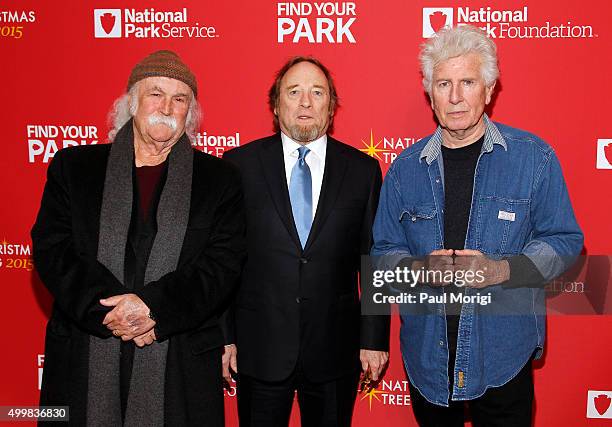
top-left (596, 139), bottom-right (612, 169)
top-left (595, 394), bottom-right (612, 416)
top-left (429, 11), bottom-right (448, 33)
top-left (100, 13), bottom-right (116, 35)
top-left (587, 391), bottom-right (612, 418)
top-left (423, 8), bottom-right (453, 38)
top-left (94, 9), bottom-right (122, 38)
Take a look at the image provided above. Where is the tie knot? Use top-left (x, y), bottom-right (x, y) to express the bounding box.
top-left (297, 146), bottom-right (310, 161)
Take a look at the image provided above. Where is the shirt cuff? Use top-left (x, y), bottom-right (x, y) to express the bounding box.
top-left (502, 255), bottom-right (546, 288)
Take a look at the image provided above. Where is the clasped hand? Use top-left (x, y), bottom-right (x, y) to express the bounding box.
top-left (101, 294), bottom-right (157, 347)
top-left (413, 249), bottom-right (510, 288)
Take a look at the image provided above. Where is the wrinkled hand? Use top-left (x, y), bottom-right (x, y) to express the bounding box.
top-left (454, 249), bottom-right (510, 288)
top-left (133, 329), bottom-right (157, 348)
top-left (101, 294), bottom-right (155, 341)
top-left (222, 344), bottom-right (238, 383)
top-left (413, 249), bottom-right (455, 286)
top-left (360, 349), bottom-right (389, 381)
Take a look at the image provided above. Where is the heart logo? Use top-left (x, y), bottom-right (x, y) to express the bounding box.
top-left (595, 394), bottom-right (612, 416)
top-left (100, 13), bottom-right (116, 35)
top-left (429, 11), bottom-right (448, 34)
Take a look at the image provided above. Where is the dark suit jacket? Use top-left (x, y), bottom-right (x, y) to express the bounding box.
top-left (31, 144), bottom-right (245, 426)
top-left (223, 134), bottom-right (389, 383)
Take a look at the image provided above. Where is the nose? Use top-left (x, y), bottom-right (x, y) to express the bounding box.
top-left (449, 84), bottom-right (463, 105)
top-left (160, 97), bottom-right (172, 115)
top-left (299, 92), bottom-right (312, 108)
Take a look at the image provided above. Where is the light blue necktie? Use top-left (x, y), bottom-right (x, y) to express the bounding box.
top-left (289, 146), bottom-right (312, 248)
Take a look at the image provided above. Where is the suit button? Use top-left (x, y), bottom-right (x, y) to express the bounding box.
top-left (299, 258), bottom-right (308, 264)
top-left (296, 297), bottom-right (301, 304)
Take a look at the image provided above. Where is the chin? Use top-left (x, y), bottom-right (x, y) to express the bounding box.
top-left (149, 133), bottom-right (176, 144)
top-left (289, 125), bottom-right (319, 142)
top-left (445, 119), bottom-right (472, 130)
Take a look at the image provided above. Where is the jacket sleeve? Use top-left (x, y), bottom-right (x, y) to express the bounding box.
top-left (521, 149), bottom-right (584, 280)
top-left (135, 168), bottom-right (247, 342)
top-left (217, 148), bottom-right (240, 345)
top-left (359, 161), bottom-right (390, 351)
top-left (219, 303), bottom-right (236, 345)
top-left (31, 150), bottom-right (127, 337)
top-left (371, 163), bottom-right (413, 258)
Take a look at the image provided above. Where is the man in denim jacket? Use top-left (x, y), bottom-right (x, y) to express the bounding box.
top-left (371, 25), bottom-right (583, 426)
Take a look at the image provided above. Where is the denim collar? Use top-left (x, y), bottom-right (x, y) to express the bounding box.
top-left (419, 114), bottom-right (507, 164)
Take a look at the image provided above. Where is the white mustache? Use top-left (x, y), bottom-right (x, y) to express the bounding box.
top-left (147, 114), bottom-right (177, 130)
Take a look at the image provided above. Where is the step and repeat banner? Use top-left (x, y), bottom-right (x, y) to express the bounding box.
top-left (1, 0), bottom-right (611, 425)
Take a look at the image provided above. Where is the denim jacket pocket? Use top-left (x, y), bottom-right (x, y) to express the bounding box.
top-left (399, 205), bottom-right (438, 254)
top-left (475, 196), bottom-right (530, 255)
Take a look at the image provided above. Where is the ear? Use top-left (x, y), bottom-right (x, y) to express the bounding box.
top-left (426, 89), bottom-right (435, 110)
top-left (485, 81), bottom-right (496, 105)
top-left (424, 79), bottom-right (434, 109)
top-left (128, 94), bottom-right (136, 115)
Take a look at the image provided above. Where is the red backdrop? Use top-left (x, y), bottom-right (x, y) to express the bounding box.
top-left (1, 0), bottom-right (611, 425)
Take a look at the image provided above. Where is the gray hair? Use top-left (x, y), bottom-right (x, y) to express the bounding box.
top-left (419, 25), bottom-right (499, 96)
top-left (107, 81), bottom-right (201, 142)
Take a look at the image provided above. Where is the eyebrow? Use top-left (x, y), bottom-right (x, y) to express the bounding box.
top-left (150, 85), bottom-right (165, 93)
top-left (285, 84), bottom-right (327, 90)
top-left (434, 76), bottom-right (478, 81)
top-left (149, 86), bottom-right (190, 97)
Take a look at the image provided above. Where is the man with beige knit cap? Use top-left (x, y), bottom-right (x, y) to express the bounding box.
top-left (32, 50), bottom-right (246, 426)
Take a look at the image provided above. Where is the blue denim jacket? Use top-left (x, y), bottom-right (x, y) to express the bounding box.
top-left (371, 115), bottom-right (583, 405)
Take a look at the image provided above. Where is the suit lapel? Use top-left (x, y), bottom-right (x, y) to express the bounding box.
top-left (303, 137), bottom-right (348, 253)
top-left (258, 135), bottom-right (302, 250)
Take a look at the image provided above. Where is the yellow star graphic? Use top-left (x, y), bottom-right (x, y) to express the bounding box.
top-left (359, 129), bottom-right (390, 160)
top-left (360, 386), bottom-right (384, 411)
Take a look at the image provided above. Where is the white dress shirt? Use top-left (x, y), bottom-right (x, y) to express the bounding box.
top-left (281, 132), bottom-right (327, 219)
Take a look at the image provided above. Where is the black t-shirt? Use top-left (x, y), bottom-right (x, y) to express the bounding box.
top-left (441, 136), bottom-right (484, 355)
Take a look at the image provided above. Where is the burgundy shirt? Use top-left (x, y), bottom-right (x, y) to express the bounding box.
top-left (135, 161), bottom-right (167, 220)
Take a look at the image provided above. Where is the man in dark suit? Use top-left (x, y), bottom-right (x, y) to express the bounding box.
top-left (32, 50), bottom-right (245, 426)
top-left (222, 56), bottom-right (390, 427)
